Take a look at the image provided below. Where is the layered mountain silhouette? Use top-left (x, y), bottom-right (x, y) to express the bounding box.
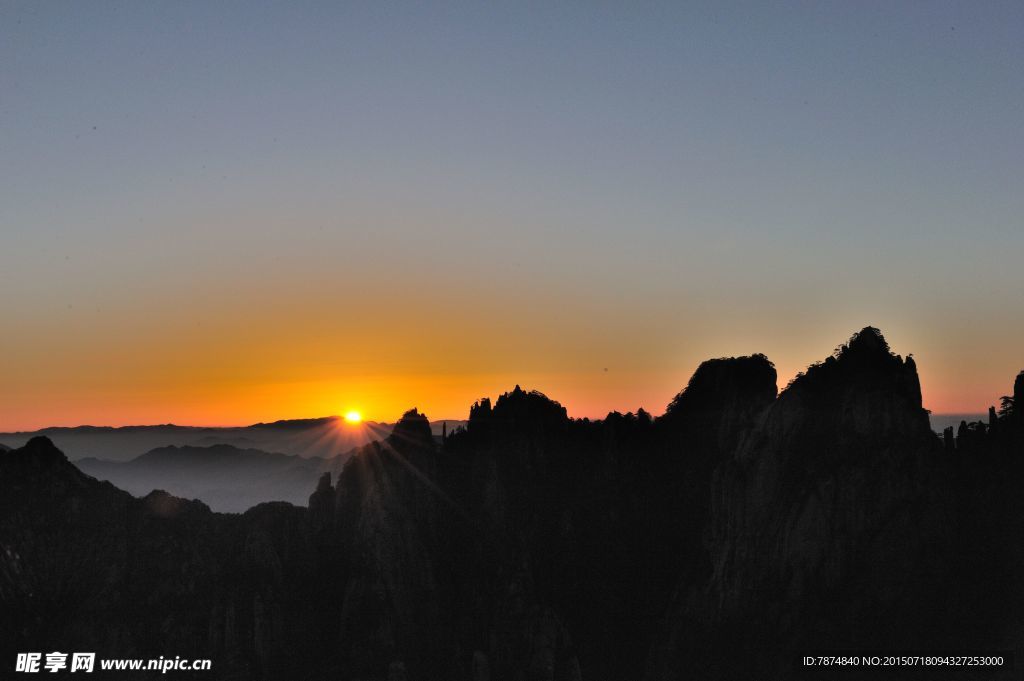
top-left (0, 417), bottom-right (464, 462)
top-left (75, 445), bottom-right (350, 513)
top-left (1, 328), bottom-right (1022, 680)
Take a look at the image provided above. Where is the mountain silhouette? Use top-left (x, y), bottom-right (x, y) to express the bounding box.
top-left (0, 417), bottom-right (464, 462)
top-left (1, 328), bottom-right (1022, 680)
top-left (75, 444), bottom-right (350, 513)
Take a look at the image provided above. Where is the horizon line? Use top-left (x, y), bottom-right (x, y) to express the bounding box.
top-left (0, 410), bottom-right (992, 435)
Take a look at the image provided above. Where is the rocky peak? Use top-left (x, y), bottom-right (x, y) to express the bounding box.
top-left (843, 325), bottom-right (889, 355)
top-left (660, 354), bottom-right (777, 458)
top-left (19, 435), bottom-right (67, 464)
top-left (468, 397), bottom-right (493, 425)
top-left (491, 386), bottom-right (568, 426)
top-left (465, 388), bottom-right (569, 442)
top-left (778, 326), bottom-right (927, 439)
top-left (387, 408), bottom-right (434, 450)
top-left (693, 328), bottom-right (946, 657)
top-left (0, 436), bottom-right (73, 478)
top-left (663, 354), bottom-right (777, 420)
top-left (308, 472), bottom-right (335, 527)
top-left (313, 471), bottom-right (332, 493)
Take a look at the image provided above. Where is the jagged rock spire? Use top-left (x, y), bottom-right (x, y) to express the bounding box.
top-left (388, 408), bottom-right (434, 449)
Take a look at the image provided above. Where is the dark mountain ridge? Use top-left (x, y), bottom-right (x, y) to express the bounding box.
top-left (648, 328), bottom-right (962, 679)
top-left (74, 444), bottom-right (349, 513)
top-left (2, 327), bottom-right (1022, 680)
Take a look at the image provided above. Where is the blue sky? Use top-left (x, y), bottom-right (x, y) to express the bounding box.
top-left (1, 1), bottom-right (1022, 427)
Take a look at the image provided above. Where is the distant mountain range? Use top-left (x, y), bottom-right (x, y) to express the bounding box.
top-left (929, 412), bottom-right (987, 432)
top-left (0, 417), bottom-right (466, 462)
top-left (75, 444), bottom-right (348, 513)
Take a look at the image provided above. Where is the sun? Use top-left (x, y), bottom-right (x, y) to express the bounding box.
top-left (344, 410), bottom-right (362, 424)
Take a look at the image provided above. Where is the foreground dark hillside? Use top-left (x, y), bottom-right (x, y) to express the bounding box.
top-left (1, 328), bottom-right (1022, 680)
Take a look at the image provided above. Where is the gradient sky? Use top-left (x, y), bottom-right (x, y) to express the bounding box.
top-left (2, 1), bottom-right (1022, 430)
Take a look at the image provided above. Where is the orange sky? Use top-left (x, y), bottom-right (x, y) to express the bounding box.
top-left (2, 306), bottom-right (1017, 431)
top-left (3, 3), bottom-right (1022, 431)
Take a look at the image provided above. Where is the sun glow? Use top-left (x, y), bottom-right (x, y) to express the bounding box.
top-left (344, 410), bottom-right (362, 424)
